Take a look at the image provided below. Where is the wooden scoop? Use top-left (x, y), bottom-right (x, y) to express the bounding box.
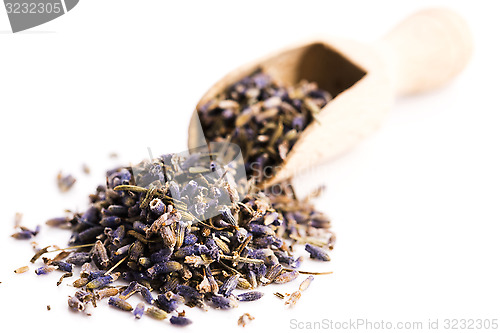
top-left (188, 8), bottom-right (473, 186)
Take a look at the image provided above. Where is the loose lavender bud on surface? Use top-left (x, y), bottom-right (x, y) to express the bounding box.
top-left (305, 244), bottom-right (330, 261)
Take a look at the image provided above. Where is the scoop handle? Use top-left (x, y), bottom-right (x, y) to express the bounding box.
top-left (377, 8), bottom-right (473, 96)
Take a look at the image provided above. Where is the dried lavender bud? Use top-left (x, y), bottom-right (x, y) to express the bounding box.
top-left (173, 245), bottom-right (196, 259)
top-left (68, 296), bottom-right (85, 312)
top-left (145, 307), bottom-right (168, 320)
top-left (50, 261), bottom-right (73, 273)
top-left (150, 248), bottom-right (172, 263)
top-left (263, 264), bottom-right (282, 284)
top-left (57, 172), bottom-right (76, 192)
top-left (87, 270), bottom-right (106, 280)
top-left (108, 296), bottom-right (133, 311)
top-left (183, 233), bottom-right (198, 246)
top-left (149, 198), bottom-right (166, 215)
top-left (134, 302), bottom-right (145, 319)
top-left (102, 205), bottom-right (128, 217)
top-left (45, 217), bottom-right (71, 228)
top-left (219, 274), bottom-right (239, 297)
top-left (100, 216), bottom-right (122, 227)
top-left (139, 286), bottom-right (154, 305)
top-left (80, 206), bottom-right (100, 225)
top-left (86, 273), bottom-right (119, 289)
top-left (176, 285), bottom-right (202, 303)
top-left (305, 244), bottom-right (330, 261)
top-left (170, 316), bottom-right (192, 326)
top-left (237, 291), bottom-right (264, 302)
top-left (211, 295), bottom-right (238, 309)
top-left (66, 252), bottom-right (91, 266)
top-left (35, 266), bottom-right (55, 275)
top-left (156, 293), bottom-right (179, 313)
top-left (119, 281), bottom-right (138, 300)
top-left (75, 226), bottom-right (103, 244)
top-left (147, 261), bottom-right (183, 278)
top-left (11, 230), bottom-right (33, 240)
top-left (75, 290), bottom-right (92, 303)
top-left (274, 269), bottom-right (300, 284)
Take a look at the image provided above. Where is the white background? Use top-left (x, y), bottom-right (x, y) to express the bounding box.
top-left (0, 1), bottom-right (499, 332)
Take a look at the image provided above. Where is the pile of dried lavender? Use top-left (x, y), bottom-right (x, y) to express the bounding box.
top-left (24, 69), bottom-right (336, 326)
top-left (29, 150), bottom-right (333, 325)
top-left (197, 68), bottom-right (334, 182)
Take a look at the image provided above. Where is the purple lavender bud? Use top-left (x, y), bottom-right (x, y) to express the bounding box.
top-left (274, 250), bottom-right (295, 267)
top-left (133, 221), bottom-right (148, 234)
top-left (68, 296), bottom-right (85, 312)
top-left (76, 226), bottom-right (103, 243)
top-left (292, 115), bottom-right (306, 130)
top-left (157, 294), bottom-right (179, 313)
top-left (149, 198), bottom-right (166, 215)
top-left (133, 302), bottom-right (145, 319)
top-left (139, 287), bottom-right (154, 305)
top-left (147, 261), bottom-right (182, 277)
top-left (305, 244), bottom-right (330, 261)
top-left (110, 225), bottom-right (125, 246)
top-left (173, 245), bottom-right (196, 259)
top-left (252, 235), bottom-right (274, 248)
top-left (35, 266), bottom-right (55, 275)
top-left (255, 263), bottom-right (267, 280)
top-left (211, 295), bottom-right (237, 309)
top-left (51, 261), bottom-right (73, 273)
top-left (101, 205), bottom-right (128, 216)
top-left (11, 230), bottom-right (33, 240)
top-left (253, 72), bottom-right (271, 88)
top-left (87, 270), bottom-right (106, 280)
top-left (248, 223), bottom-right (275, 236)
top-left (176, 285), bottom-right (202, 302)
top-left (108, 169), bottom-right (132, 187)
top-left (128, 203), bottom-right (141, 217)
top-left (66, 252), bottom-right (91, 266)
top-left (237, 291), bottom-right (264, 302)
top-left (108, 296), bottom-right (133, 311)
top-left (79, 206), bottom-right (100, 225)
top-left (183, 233), bottom-right (198, 246)
top-left (170, 316), bottom-right (192, 326)
top-left (120, 281), bottom-right (138, 299)
top-left (150, 249), bottom-right (172, 264)
top-left (272, 237), bottom-right (283, 248)
top-left (205, 238), bottom-right (220, 261)
top-left (219, 274), bottom-right (239, 297)
top-left (100, 216), bottom-right (122, 227)
top-left (193, 244), bottom-right (209, 255)
top-left (87, 274), bottom-right (116, 289)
